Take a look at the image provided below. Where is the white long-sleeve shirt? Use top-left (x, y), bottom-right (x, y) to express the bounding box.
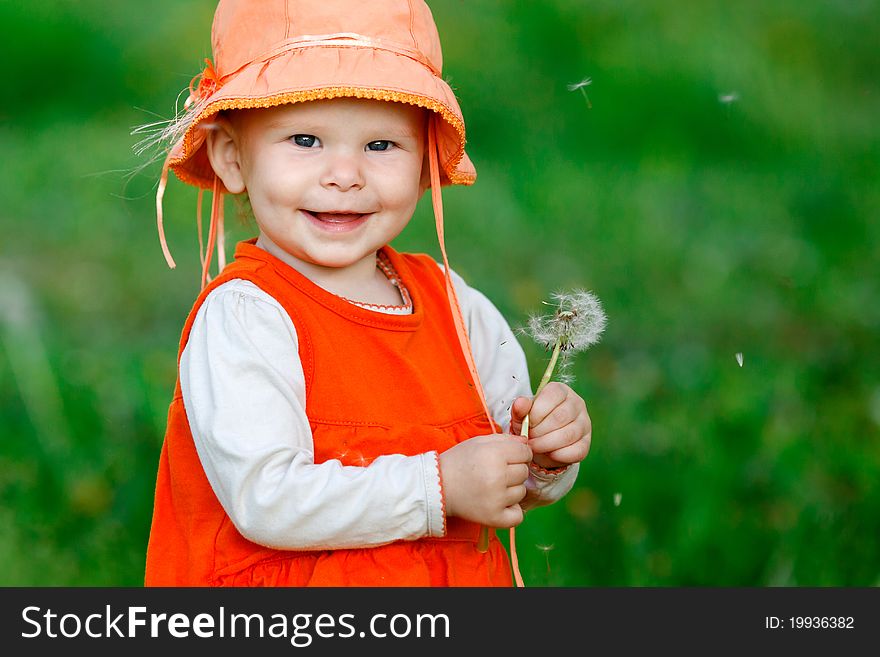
top-left (180, 262), bottom-right (579, 550)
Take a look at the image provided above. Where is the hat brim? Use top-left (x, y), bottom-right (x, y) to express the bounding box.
top-left (168, 46), bottom-right (476, 189)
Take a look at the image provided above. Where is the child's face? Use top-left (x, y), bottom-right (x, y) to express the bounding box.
top-left (210, 97), bottom-right (427, 271)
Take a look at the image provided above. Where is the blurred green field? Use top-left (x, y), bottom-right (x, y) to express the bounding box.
top-left (0, 0), bottom-right (878, 586)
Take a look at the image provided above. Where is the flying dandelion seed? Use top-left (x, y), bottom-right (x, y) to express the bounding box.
top-left (719, 92), bottom-right (739, 119)
top-left (567, 77), bottom-right (592, 91)
top-left (614, 492), bottom-right (622, 507)
top-left (567, 77), bottom-right (593, 108)
top-left (735, 352), bottom-right (744, 367)
top-left (536, 543), bottom-right (555, 575)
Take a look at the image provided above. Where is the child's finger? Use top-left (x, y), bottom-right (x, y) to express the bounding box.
top-left (529, 423), bottom-right (581, 455)
top-left (529, 415), bottom-right (591, 453)
top-left (543, 437), bottom-right (591, 465)
top-left (528, 404), bottom-right (579, 440)
top-left (504, 482), bottom-right (527, 503)
top-left (496, 503), bottom-right (524, 528)
top-left (506, 462), bottom-right (530, 486)
top-left (505, 432), bottom-right (529, 445)
top-left (509, 396), bottom-right (533, 429)
top-left (524, 382), bottom-right (571, 434)
top-left (503, 440), bottom-right (533, 464)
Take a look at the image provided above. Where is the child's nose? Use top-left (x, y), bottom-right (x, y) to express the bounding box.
top-left (320, 151), bottom-right (365, 191)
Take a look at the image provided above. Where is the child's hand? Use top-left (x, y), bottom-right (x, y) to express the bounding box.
top-left (510, 381), bottom-right (592, 471)
top-left (438, 434), bottom-right (532, 528)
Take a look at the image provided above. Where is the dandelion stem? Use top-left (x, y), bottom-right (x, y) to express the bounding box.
top-left (478, 339), bottom-right (564, 555)
top-left (520, 338), bottom-right (562, 437)
top-left (478, 340), bottom-right (562, 555)
top-left (479, 290), bottom-right (605, 563)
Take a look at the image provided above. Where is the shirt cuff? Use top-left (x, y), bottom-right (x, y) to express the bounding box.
top-left (529, 461), bottom-right (570, 478)
top-left (424, 451), bottom-right (446, 538)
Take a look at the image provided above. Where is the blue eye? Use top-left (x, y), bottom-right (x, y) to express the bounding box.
top-left (366, 140), bottom-right (392, 152)
top-left (292, 134), bottom-right (319, 148)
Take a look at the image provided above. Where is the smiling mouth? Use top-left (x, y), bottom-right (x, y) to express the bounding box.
top-left (303, 210), bottom-right (372, 233)
top-left (305, 210), bottom-right (370, 223)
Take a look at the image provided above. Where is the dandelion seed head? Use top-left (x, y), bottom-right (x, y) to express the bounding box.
top-left (719, 92), bottom-right (740, 104)
top-left (567, 77), bottom-right (592, 91)
top-left (735, 352), bottom-right (744, 367)
top-left (526, 289), bottom-right (607, 352)
top-left (613, 492), bottom-right (622, 507)
top-left (525, 313), bottom-right (558, 350)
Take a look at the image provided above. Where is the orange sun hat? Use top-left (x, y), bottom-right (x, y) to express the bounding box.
top-left (168, 0), bottom-right (476, 190)
top-left (149, 0), bottom-right (525, 586)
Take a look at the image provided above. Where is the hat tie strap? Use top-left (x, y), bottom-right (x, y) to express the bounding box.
top-left (156, 162), bottom-right (225, 289)
top-left (200, 176), bottom-right (225, 290)
top-left (156, 152), bottom-right (177, 269)
top-left (428, 117), bottom-right (491, 430)
top-left (428, 117), bottom-right (525, 587)
top-left (196, 189), bottom-right (206, 273)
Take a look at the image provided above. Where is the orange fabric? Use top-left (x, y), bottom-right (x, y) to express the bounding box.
top-left (145, 239), bottom-right (513, 587)
top-left (168, 0), bottom-right (476, 190)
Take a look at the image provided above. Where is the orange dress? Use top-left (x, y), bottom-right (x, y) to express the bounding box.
top-left (145, 239), bottom-right (513, 586)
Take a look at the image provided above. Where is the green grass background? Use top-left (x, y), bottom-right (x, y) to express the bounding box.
top-left (0, 0), bottom-right (878, 586)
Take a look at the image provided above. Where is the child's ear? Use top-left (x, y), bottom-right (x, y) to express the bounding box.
top-left (205, 115), bottom-right (246, 194)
